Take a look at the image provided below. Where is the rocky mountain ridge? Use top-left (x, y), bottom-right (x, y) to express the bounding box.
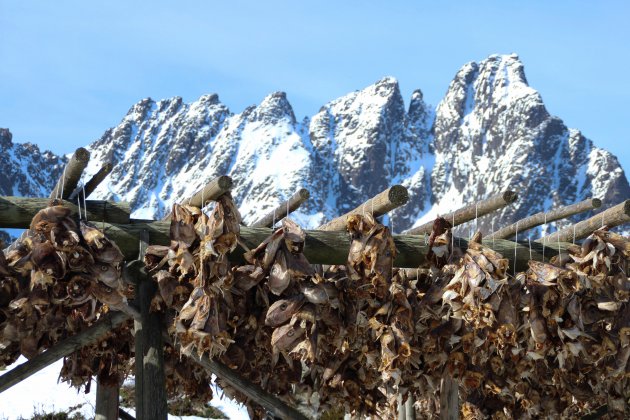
top-left (2, 54), bottom-right (629, 238)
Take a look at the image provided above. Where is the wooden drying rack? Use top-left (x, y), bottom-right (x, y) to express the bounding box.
top-left (1, 147), bottom-right (629, 420)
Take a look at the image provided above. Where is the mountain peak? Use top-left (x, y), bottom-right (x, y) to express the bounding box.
top-left (253, 91), bottom-right (296, 124)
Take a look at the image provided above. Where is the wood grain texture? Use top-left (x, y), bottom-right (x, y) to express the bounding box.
top-left (0, 311), bottom-right (129, 394)
top-left (49, 147), bottom-right (90, 200)
top-left (0, 196), bottom-right (131, 227)
top-left (317, 185), bottom-right (409, 231)
top-left (79, 162), bottom-right (113, 199)
top-left (489, 198), bottom-right (601, 239)
top-left (251, 188), bottom-right (310, 227)
top-left (185, 350), bottom-right (309, 420)
top-left (538, 200), bottom-right (630, 243)
top-left (88, 221), bottom-right (568, 271)
top-left (95, 380), bottom-right (120, 420)
top-left (133, 229), bottom-right (168, 420)
top-left (405, 190), bottom-right (518, 235)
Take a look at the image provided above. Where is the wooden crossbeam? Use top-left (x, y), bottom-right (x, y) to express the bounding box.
top-left (251, 188), bottom-right (310, 228)
top-left (31, 220), bottom-right (564, 271)
top-left (537, 200), bottom-right (630, 243)
top-left (405, 190), bottom-right (517, 235)
top-left (184, 348), bottom-right (309, 420)
top-left (489, 198), bottom-right (601, 240)
top-left (0, 311), bottom-right (129, 394)
top-left (0, 196), bottom-right (131, 227)
top-left (317, 185), bottom-right (409, 231)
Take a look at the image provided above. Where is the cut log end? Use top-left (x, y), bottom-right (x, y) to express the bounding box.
top-left (298, 188), bottom-right (310, 200)
top-left (388, 185), bottom-right (409, 206)
top-left (217, 175), bottom-right (233, 190)
top-left (74, 147), bottom-right (91, 163)
top-left (592, 198), bottom-right (602, 209)
top-left (624, 199), bottom-right (630, 216)
top-left (503, 190), bottom-right (518, 204)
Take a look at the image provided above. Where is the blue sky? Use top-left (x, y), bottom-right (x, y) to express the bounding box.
top-left (1, 1), bottom-right (629, 171)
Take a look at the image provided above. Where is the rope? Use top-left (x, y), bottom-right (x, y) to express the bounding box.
top-left (542, 213), bottom-right (547, 261)
top-left (514, 222), bottom-right (518, 277)
top-left (82, 184), bottom-right (88, 222)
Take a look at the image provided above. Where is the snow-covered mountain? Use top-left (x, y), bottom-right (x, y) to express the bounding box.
top-left (4, 54), bottom-right (629, 238)
top-left (0, 128), bottom-right (66, 243)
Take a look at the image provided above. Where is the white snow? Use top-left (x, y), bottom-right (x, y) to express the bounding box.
top-left (0, 357), bottom-right (249, 419)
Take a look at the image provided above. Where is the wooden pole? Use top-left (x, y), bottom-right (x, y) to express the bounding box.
top-left (489, 198), bottom-right (601, 240)
top-left (405, 190), bottom-right (518, 235)
top-left (95, 378), bottom-right (120, 420)
top-left (251, 188), bottom-right (310, 228)
top-left (183, 348), bottom-right (309, 420)
top-left (0, 311), bottom-right (129, 394)
top-left (0, 196), bottom-right (131, 227)
top-left (69, 162), bottom-right (114, 200)
top-left (49, 147), bottom-right (91, 200)
top-left (439, 374), bottom-right (458, 420)
top-left (134, 230), bottom-right (168, 420)
top-left (405, 396), bottom-right (415, 420)
top-left (184, 175), bottom-right (233, 208)
top-left (161, 175), bottom-right (233, 221)
top-left (317, 185), bottom-right (409, 231)
top-left (537, 200), bottom-right (630, 244)
top-left (48, 221), bottom-right (569, 271)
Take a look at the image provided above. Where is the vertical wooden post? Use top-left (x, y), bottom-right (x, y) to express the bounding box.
top-left (95, 378), bottom-right (120, 420)
top-left (134, 230), bottom-right (168, 420)
top-left (397, 394), bottom-right (406, 420)
top-left (405, 395), bottom-right (415, 420)
top-left (439, 375), bottom-right (459, 420)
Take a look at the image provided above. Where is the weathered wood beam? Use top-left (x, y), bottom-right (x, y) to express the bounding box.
top-left (0, 311), bottom-right (129, 394)
top-left (87, 221), bottom-right (568, 271)
top-left (537, 200), bottom-right (630, 244)
top-left (317, 185), bottom-right (409, 231)
top-left (161, 175), bottom-right (233, 221)
top-left (405, 396), bottom-right (415, 420)
top-left (49, 147), bottom-right (91, 200)
top-left (439, 374), bottom-right (458, 420)
top-left (69, 162), bottom-right (114, 200)
top-left (183, 348), bottom-right (309, 420)
top-left (95, 379), bottom-right (120, 420)
top-left (405, 190), bottom-right (518, 235)
top-left (134, 230), bottom-right (168, 420)
top-left (489, 198), bottom-right (601, 240)
top-left (119, 408), bottom-right (136, 420)
top-left (184, 175), bottom-right (233, 208)
top-left (0, 196), bottom-right (131, 227)
top-left (251, 188), bottom-right (310, 228)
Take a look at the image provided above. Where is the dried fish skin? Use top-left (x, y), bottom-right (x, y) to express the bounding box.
top-left (265, 295), bottom-right (305, 327)
top-left (271, 323), bottom-right (305, 351)
top-left (269, 250), bottom-right (291, 295)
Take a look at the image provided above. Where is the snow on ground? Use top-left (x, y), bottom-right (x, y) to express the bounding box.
top-left (0, 357), bottom-right (249, 419)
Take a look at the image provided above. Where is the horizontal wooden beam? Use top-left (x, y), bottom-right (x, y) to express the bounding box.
top-left (184, 348), bottom-right (309, 420)
top-left (251, 188), bottom-right (310, 228)
top-left (538, 200), bottom-right (630, 244)
top-left (83, 220), bottom-right (567, 271)
top-left (405, 190), bottom-right (518, 235)
top-left (49, 147), bottom-right (91, 200)
top-left (0, 311), bottom-right (129, 394)
top-left (0, 196), bottom-right (131, 227)
top-left (489, 198), bottom-right (601, 240)
top-left (318, 185), bottom-right (409, 231)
